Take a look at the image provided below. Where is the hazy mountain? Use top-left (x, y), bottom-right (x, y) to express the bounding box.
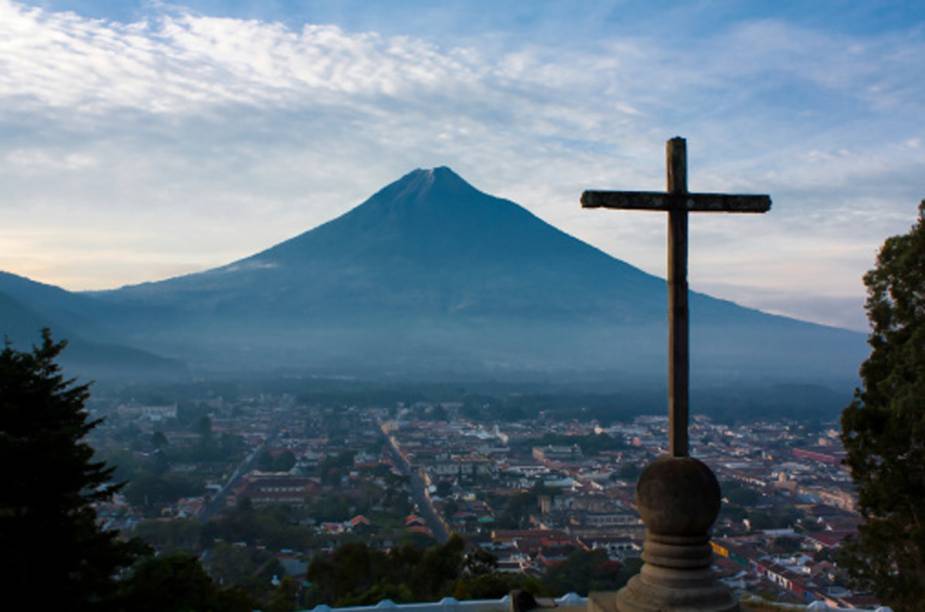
top-left (0, 284), bottom-right (186, 381)
top-left (76, 166), bottom-right (866, 386)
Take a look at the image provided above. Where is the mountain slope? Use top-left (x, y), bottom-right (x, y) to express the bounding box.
top-left (84, 167), bottom-right (866, 384)
top-left (0, 287), bottom-right (187, 381)
top-left (102, 168), bottom-right (663, 319)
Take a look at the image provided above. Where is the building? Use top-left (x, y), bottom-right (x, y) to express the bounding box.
top-left (532, 445), bottom-right (583, 463)
top-left (229, 473), bottom-right (319, 507)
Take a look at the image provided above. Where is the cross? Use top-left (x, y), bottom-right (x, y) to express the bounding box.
top-left (581, 137), bottom-right (771, 458)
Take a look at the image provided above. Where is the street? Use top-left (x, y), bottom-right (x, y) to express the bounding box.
top-left (380, 424), bottom-right (450, 543)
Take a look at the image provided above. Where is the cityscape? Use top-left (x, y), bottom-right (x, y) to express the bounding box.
top-left (86, 384), bottom-right (873, 608)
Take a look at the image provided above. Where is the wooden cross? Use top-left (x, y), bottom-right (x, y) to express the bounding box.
top-left (581, 137), bottom-right (771, 457)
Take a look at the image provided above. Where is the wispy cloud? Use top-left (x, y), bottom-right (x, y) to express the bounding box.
top-left (0, 0), bottom-right (922, 330)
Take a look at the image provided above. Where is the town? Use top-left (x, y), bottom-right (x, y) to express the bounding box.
top-left (84, 384), bottom-right (873, 609)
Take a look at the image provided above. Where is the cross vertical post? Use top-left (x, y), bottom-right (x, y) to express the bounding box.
top-left (667, 137), bottom-right (689, 457)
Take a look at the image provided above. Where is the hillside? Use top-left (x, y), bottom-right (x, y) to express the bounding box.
top-left (0, 286), bottom-right (187, 381)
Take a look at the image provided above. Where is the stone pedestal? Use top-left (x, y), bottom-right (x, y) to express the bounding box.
top-left (614, 456), bottom-right (738, 612)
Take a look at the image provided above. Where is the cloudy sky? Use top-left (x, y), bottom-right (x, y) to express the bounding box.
top-left (1, 0), bottom-right (923, 331)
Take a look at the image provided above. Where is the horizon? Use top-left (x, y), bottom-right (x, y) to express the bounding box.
top-left (2, 1), bottom-right (925, 331)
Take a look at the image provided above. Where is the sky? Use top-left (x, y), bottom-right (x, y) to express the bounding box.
top-left (1, 0), bottom-right (923, 331)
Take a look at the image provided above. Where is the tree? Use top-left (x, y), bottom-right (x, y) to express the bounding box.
top-left (258, 448), bottom-right (297, 472)
top-left (542, 549), bottom-right (623, 595)
top-left (116, 553), bottom-right (255, 612)
top-left (0, 331), bottom-right (144, 608)
top-left (617, 462), bottom-right (642, 481)
top-left (196, 415), bottom-right (213, 438)
top-left (266, 576), bottom-right (301, 612)
top-left (462, 546), bottom-right (498, 576)
top-left (840, 201), bottom-right (925, 609)
top-left (126, 472), bottom-right (203, 508)
top-left (151, 430), bottom-right (169, 449)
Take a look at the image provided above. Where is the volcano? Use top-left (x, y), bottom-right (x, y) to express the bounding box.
top-left (2, 167), bottom-right (866, 387)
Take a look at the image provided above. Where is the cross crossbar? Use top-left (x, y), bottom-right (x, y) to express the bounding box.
top-left (581, 190), bottom-right (771, 213)
top-left (580, 137), bottom-right (770, 458)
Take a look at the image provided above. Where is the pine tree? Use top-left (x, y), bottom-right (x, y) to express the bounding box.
top-left (0, 330), bottom-right (143, 609)
top-left (840, 201), bottom-right (925, 609)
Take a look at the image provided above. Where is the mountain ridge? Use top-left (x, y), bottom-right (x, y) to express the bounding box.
top-left (2, 166), bottom-right (867, 386)
top-left (0, 283), bottom-right (187, 380)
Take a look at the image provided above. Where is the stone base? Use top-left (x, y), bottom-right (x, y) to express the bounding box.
top-left (602, 455), bottom-right (739, 612)
top-left (614, 574), bottom-right (738, 612)
top-left (588, 582), bottom-right (737, 612)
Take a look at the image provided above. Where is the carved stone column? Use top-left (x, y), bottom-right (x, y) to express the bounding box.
top-left (615, 456), bottom-right (737, 612)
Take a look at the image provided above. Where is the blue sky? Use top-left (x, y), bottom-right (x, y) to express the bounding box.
top-left (2, 0), bottom-right (923, 330)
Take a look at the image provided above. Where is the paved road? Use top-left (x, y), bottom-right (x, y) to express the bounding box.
top-left (198, 432), bottom-right (275, 521)
top-left (381, 426), bottom-right (450, 543)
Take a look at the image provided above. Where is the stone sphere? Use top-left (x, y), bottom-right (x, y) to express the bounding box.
top-left (636, 455), bottom-right (722, 536)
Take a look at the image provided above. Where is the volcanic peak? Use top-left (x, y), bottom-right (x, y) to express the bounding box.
top-left (369, 166), bottom-right (483, 208)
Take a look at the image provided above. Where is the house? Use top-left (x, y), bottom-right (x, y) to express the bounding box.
top-left (533, 445), bottom-right (583, 463)
top-left (350, 514), bottom-right (372, 528)
top-left (229, 473), bottom-right (319, 507)
top-left (349, 515), bottom-right (374, 534)
top-left (806, 530), bottom-right (853, 551)
top-left (406, 525), bottom-right (433, 537)
top-left (405, 514), bottom-right (427, 527)
top-left (580, 535), bottom-right (640, 560)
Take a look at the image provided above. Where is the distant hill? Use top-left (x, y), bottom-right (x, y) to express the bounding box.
top-left (0, 285), bottom-right (186, 381)
top-left (2, 167), bottom-right (867, 391)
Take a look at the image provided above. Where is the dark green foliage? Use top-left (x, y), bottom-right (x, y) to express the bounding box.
top-left (477, 387), bottom-right (849, 426)
top-left (151, 430), bottom-right (169, 449)
top-left (840, 201), bottom-right (925, 609)
top-left (202, 498), bottom-right (318, 549)
top-left (616, 557), bottom-right (643, 586)
top-left (306, 535), bottom-right (633, 606)
top-left (0, 330), bottom-right (145, 609)
top-left (195, 415), bottom-right (212, 438)
top-left (266, 576), bottom-right (301, 612)
top-left (187, 431), bottom-right (247, 462)
top-left (320, 450), bottom-right (357, 485)
top-left (116, 552), bottom-right (255, 612)
top-left (744, 507), bottom-right (800, 532)
top-left (307, 541), bottom-right (400, 605)
top-left (452, 574), bottom-right (518, 600)
top-left (522, 432), bottom-right (627, 455)
top-left (258, 448), bottom-right (297, 472)
top-left (462, 546), bottom-right (499, 575)
top-left (134, 518), bottom-right (203, 552)
top-left (770, 537), bottom-right (801, 555)
top-left (203, 541), bottom-right (283, 594)
top-left (124, 472), bottom-right (205, 509)
top-left (453, 573), bottom-right (548, 600)
top-left (493, 485), bottom-right (552, 529)
top-left (616, 462), bottom-right (642, 481)
top-left (543, 549), bottom-right (624, 595)
top-left (306, 536), bottom-right (469, 606)
top-left (719, 502), bottom-right (747, 523)
top-left (721, 480), bottom-right (762, 506)
top-left (304, 494), bottom-right (354, 522)
top-left (435, 480), bottom-right (454, 497)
